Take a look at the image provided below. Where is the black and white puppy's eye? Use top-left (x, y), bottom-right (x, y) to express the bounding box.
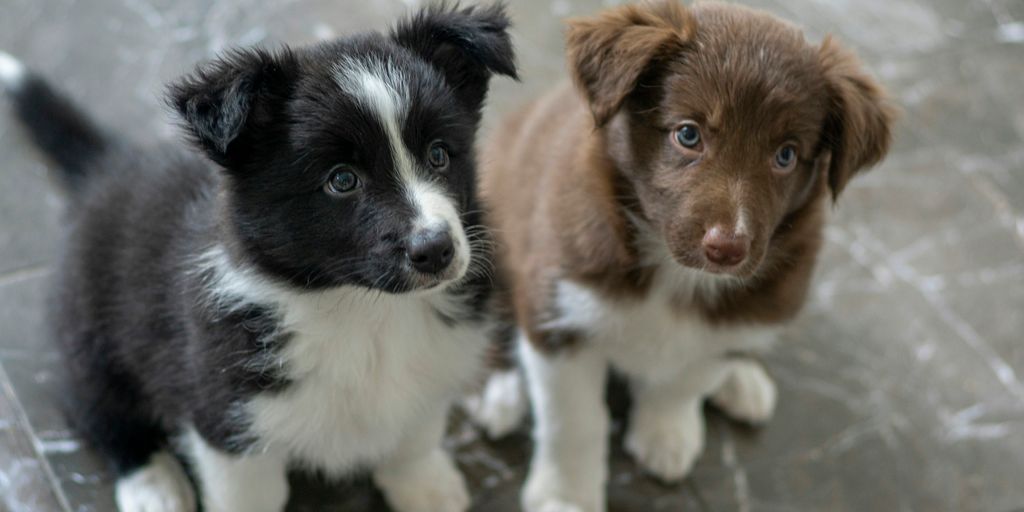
top-left (672, 121), bottom-right (702, 150)
top-left (324, 165), bottom-right (360, 196)
top-left (773, 144), bottom-right (798, 173)
top-left (427, 142), bottom-right (449, 170)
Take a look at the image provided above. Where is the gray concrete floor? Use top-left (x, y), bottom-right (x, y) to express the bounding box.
top-left (1, 0), bottom-right (1023, 511)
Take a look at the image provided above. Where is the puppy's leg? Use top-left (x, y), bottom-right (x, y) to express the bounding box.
top-left (184, 429), bottom-right (289, 512)
top-left (625, 361), bottom-right (733, 483)
top-left (710, 358), bottom-right (777, 425)
top-left (464, 320), bottom-right (529, 439)
top-left (373, 407), bottom-right (469, 512)
top-left (115, 452), bottom-right (196, 512)
top-left (521, 337), bottom-right (608, 512)
top-left (464, 367), bottom-right (529, 439)
top-left (63, 347), bottom-right (195, 512)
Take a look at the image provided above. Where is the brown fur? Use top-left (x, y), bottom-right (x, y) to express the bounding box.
top-left (481, 0), bottom-right (896, 353)
top-left (567, 0), bottom-right (696, 125)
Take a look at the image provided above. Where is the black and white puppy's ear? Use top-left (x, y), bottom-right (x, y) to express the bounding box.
top-left (392, 2), bottom-right (518, 116)
top-left (168, 47), bottom-right (297, 169)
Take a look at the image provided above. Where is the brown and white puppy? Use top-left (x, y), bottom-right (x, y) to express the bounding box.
top-left (469, 1), bottom-right (896, 511)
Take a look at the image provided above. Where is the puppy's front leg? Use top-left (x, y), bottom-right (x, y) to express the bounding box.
top-left (710, 358), bottom-right (777, 425)
top-left (625, 361), bottom-right (734, 483)
top-left (521, 336), bottom-right (609, 512)
top-left (373, 406), bottom-right (469, 512)
top-left (184, 430), bottom-right (289, 512)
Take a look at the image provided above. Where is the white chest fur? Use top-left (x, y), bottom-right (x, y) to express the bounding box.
top-left (247, 291), bottom-right (482, 475)
top-left (198, 249), bottom-right (483, 475)
top-left (546, 262), bottom-right (778, 382)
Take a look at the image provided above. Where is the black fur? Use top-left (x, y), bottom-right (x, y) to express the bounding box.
top-left (7, 75), bottom-right (108, 190)
top-left (5, 3), bottom-right (515, 479)
top-left (392, 2), bottom-right (518, 118)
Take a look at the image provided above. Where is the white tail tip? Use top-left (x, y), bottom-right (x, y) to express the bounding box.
top-left (0, 51), bottom-right (27, 91)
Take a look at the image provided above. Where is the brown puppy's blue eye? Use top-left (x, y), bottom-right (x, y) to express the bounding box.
top-left (675, 123), bottom-right (701, 148)
top-left (428, 142), bottom-right (449, 169)
top-left (775, 145), bottom-right (797, 169)
top-left (325, 167), bottom-right (359, 195)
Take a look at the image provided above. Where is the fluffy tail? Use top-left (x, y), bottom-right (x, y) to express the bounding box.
top-left (1, 51), bottom-right (107, 190)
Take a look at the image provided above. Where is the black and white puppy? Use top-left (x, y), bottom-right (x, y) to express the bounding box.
top-left (0, 4), bottom-right (515, 512)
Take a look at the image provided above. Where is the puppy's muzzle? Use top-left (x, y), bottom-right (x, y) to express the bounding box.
top-left (702, 225), bottom-right (750, 268)
top-left (406, 227), bottom-right (455, 275)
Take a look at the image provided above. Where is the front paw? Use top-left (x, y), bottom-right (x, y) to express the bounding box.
top-left (522, 459), bottom-right (604, 512)
top-left (625, 403), bottom-right (704, 483)
top-left (375, 451), bottom-right (469, 512)
top-left (711, 361), bottom-right (777, 425)
top-left (115, 452), bottom-right (197, 512)
top-left (463, 369), bottom-right (528, 439)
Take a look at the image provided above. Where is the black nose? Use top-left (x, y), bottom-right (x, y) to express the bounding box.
top-left (406, 228), bottom-right (455, 275)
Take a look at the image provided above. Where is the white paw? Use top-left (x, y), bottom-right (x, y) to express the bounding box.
top-left (463, 369), bottom-right (528, 439)
top-left (625, 404), bottom-right (704, 483)
top-left (522, 459), bottom-right (604, 512)
top-left (530, 500), bottom-right (588, 512)
top-left (375, 451), bottom-right (470, 512)
top-left (711, 361), bottom-right (777, 425)
top-left (115, 452), bottom-right (196, 512)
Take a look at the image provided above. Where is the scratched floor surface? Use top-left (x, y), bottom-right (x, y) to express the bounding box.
top-left (1, 0), bottom-right (1023, 511)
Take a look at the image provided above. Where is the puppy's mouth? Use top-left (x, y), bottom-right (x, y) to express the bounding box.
top-left (698, 258), bottom-right (758, 278)
top-left (402, 249), bottom-right (471, 292)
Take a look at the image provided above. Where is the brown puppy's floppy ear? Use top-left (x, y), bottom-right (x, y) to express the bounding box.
top-left (818, 36), bottom-right (897, 199)
top-left (566, 0), bottom-right (694, 126)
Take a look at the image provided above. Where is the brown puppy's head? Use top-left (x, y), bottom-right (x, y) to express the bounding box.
top-left (567, 1), bottom-right (895, 278)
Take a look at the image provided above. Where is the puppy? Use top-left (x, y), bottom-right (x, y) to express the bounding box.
top-left (470, 1), bottom-right (895, 511)
top-left (0, 4), bottom-right (515, 512)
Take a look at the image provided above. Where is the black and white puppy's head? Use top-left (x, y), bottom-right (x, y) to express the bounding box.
top-left (169, 3), bottom-right (516, 293)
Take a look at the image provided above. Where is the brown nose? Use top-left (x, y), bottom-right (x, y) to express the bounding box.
top-left (702, 226), bottom-right (749, 267)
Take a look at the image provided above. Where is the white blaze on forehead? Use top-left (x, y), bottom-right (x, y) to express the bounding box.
top-left (736, 208), bottom-right (751, 237)
top-left (410, 180), bottom-right (459, 229)
top-left (333, 56), bottom-right (415, 183)
top-left (333, 56), bottom-right (470, 279)
top-left (332, 57), bottom-right (447, 221)
top-left (410, 179), bottom-right (472, 278)
top-left (729, 180), bottom-right (750, 236)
